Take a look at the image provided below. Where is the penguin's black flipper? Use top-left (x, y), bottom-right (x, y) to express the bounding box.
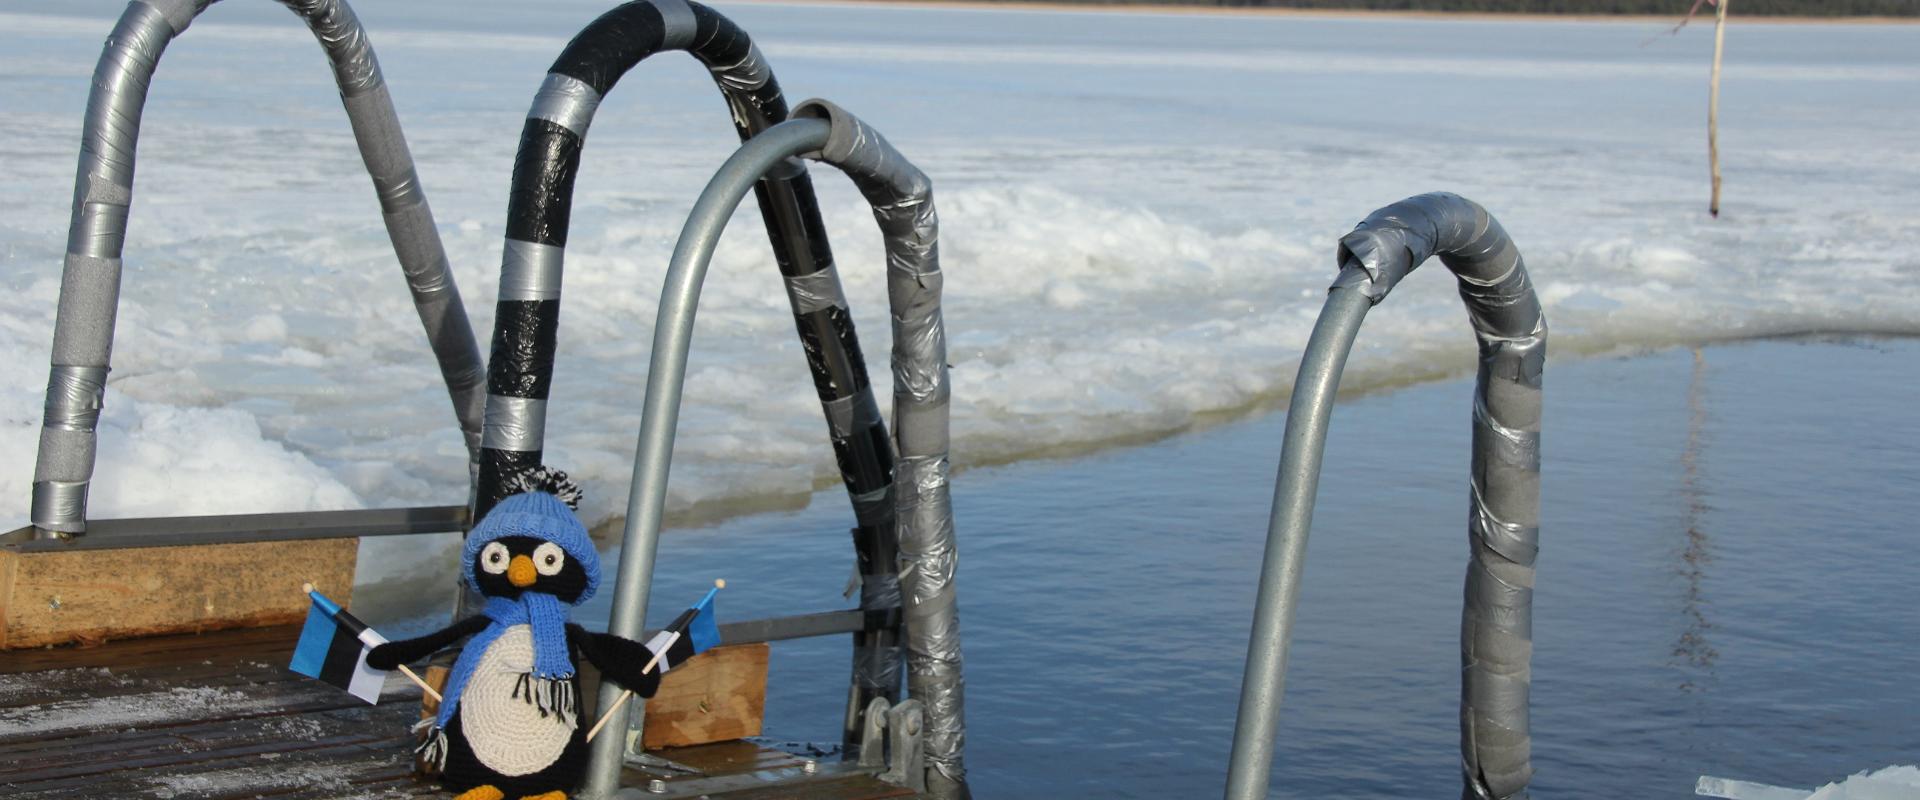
top-left (367, 614), bottom-right (490, 670)
top-left (566, 623), bottom-right (662, 698)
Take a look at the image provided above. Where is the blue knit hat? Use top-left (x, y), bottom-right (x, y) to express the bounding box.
top-left (462, 490), bottom-right (600, 603)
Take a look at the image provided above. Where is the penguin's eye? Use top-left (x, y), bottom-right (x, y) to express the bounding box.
top-left (479, 542), bottom-right (510, 575)
top-left (533, 542), bottom-right (565, 576)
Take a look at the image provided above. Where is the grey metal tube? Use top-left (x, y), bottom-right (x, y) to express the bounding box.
top-left (794, 99), bottom-right (965, 797)
top-left (29, 0), bottom-right (484, 534)
top-left (584, 118), bottom-right (834, 798)
top-left (1225, 193), bottom-right (1545, 800)
top-left (1223, 288), bottom-right (1371, 800)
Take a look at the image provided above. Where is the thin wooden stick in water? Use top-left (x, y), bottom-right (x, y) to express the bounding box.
top-left (303, 583), bottom-right (442, 702)
top-left (1708, 0), bottom-right (1729, 217)
top-left (585, 579), bottom-right (724, 743)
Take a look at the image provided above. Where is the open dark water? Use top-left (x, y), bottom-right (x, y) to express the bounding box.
top-left (400, 337), bottom-right (1917, 798)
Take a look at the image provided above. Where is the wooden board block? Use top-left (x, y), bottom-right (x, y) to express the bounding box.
top-left (642, 642), bottom-right (769, 749)
top-left (0, 539), bottom-right (356, 650)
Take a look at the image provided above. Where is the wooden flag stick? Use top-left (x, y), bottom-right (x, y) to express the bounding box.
top-left (304, 583), bottom-right (441, 702)
top-left (398, 664), bottom-right (443, 703)
top-left (585, 579), bottom-right (724, 743)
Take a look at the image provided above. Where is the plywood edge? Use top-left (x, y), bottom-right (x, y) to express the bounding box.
top-left (642, 642), bottom-right (771, 749)
top-left (0, 550), bottom-right (17, 649)
top-left (0, 538), bottom-right (357, 650)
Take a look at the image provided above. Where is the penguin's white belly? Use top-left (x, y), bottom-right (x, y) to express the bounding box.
top-left (460, 625), bottom-right (575, 776)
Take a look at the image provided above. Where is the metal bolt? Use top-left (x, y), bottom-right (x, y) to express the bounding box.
top-left (646, 778), bottom-right (668, 794)
top-left (801, 759), bottom-right (818, 775)
top-left (47, 595), bottom-right (61, 611)
top-left (905, 715), bottom-right (920, 736)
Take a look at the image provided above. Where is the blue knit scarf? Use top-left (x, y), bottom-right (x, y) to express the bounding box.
top-left (433, 593), bottom-right (576, 731)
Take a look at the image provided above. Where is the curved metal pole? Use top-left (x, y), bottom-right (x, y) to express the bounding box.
top-left (1224, 288), bottom-right (1371, 800)
top-left (475, 0), bottom-right (906, 752)
top-left (582, 117), bottom-right (833, 799)
top-left (587, 106), bottom-right (967, 798)
top-left (1225, 193), bottom-right (1546, 800)
top-left (30, 0), bottom-right (485, 535)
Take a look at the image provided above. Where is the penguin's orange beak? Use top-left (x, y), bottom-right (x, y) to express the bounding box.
top-left (508, 554), bottom-right (538, 588)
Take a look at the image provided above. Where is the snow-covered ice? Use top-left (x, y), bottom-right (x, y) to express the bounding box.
top-left (2, 2), bottom-right (1915, 531)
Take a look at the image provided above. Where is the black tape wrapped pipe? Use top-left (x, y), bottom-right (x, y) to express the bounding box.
top-left (478, 1), bottom-right (893, 543)
top-left (1334, 193), bottom-right (1546, 800)
top-left (30, 0), bottom-right (484, 534)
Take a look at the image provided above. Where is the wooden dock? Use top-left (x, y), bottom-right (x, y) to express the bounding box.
top-left (0, 627), bottom-right (914, 800)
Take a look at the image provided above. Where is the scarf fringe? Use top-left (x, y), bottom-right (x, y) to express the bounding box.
top-left (510, 672), bottom-right (577, 722)
top-left (413, 720), bottom-right (449, 772)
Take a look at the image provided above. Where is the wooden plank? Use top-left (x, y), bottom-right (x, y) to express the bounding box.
top-left (0, 624), bottom-right (303, 674)
top-left (641, 643), bottom-right (769, 749)
top-left (0, 548), bottom-right (15, 646)
top-left (0, 540), bottom-right (356, 649)
top-left (712, 774), bottom-right (917, 800)
top-left (0, 669), bottom-right (418, 746)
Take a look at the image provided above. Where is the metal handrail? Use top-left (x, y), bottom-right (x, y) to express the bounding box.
top-left (472, 1), bottom-right (907, 751)
top-left (1225, 193), bottom-right (1547, 800)
top-left (0, 505), bottom-right (470, 551)
top-left (29, 0), bottom-right (486, 537)
top-left (583, 108), bottom-right (966, 799)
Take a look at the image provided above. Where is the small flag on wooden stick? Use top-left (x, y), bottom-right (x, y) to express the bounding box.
top-left (641, 584), bottom-right (723, 676)
top-left (290, 585), bottom-right (390, 704)
top-left (585, 580), bottom-right (725, 742)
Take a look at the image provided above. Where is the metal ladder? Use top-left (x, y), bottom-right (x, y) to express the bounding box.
top-left (462, 2), bottom-right (969, 794)
top-left (1224, 193), bottom-right (1547, 800)
top-left (22, 0), bottom-right (484, 543)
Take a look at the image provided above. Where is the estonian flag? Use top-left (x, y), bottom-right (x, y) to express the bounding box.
top-left (643, 586), bottom-right (722, 674)
top-left (289, 588), bottom-right (389, 704)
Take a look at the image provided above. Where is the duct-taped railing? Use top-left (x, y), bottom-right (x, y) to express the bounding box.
top-left (30, 0), bottom-right (486, 536)
top-left (578, 107), bottom-right (965, 799)
top-left (1224, 193), bottom-right (1545, 800)
top-left (473, 0), bottom-right (906, 765)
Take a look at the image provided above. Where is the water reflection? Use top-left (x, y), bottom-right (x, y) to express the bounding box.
top-left (1674, 347), bottom-right (1718, 691)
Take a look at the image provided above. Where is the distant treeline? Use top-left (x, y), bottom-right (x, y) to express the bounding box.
top-left (995, 0), bottom-right (1920, 15)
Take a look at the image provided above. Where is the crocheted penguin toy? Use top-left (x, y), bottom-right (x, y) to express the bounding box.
top-left (366, 470), bottom-right (661, 800)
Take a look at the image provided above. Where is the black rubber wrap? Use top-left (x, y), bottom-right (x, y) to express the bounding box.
top-left (477, 2), bottom-right (895, 593)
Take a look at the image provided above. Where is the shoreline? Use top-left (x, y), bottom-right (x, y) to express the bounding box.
top-left (594, 330), bottom-right (1912, 537)
top-left (740, 0), bottom-right (1920, 25)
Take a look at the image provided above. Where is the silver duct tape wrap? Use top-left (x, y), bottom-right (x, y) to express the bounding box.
top-left (1335, 193), bottom-right (1545, 800)
top-left (137, 0), bottom-right (212, 36)
top-left (69, 3), bottom-right (172, 260)
top-left (482, 395), bottom-right (548, 452)
top-left (795, 99), bottom-right (963, 790)
top-left (895, 454), bottom-right (963, 779)
top-left (821, 387), bottom-right (882, 440)
top-left (709, 43), bottom-right (773, 93)
top-left (500, 240), bottom-right (565, 302)
top-left (784, 265), bottom-right (849, 315)
top-left (527, 73), bottom-right (602, 140)
top-left (31, 482), bottom-right (89, 533)
top-left (34, 366), bottom-right (109, 528)
top-left (275, 0), bottom-right (383, 97)
top-left (41, 366), bottom-right (108, 432)
top-left (648, 0), bottom-right (699, 50)
top-left (826, 394), bottom-right (891, 527)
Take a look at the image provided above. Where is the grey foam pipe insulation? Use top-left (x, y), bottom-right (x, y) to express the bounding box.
top-left (1224, 193), bottom-right (1545, 800)
top-left (584, 108), bottom-right (966, 799)
top-left (476, 0), bottom-right (907, 767)
top-left (30, 0), bottom-right (486, 535)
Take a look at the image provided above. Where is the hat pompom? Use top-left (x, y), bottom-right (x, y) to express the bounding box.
top-left (505, 466), bottom-right (582, 510)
